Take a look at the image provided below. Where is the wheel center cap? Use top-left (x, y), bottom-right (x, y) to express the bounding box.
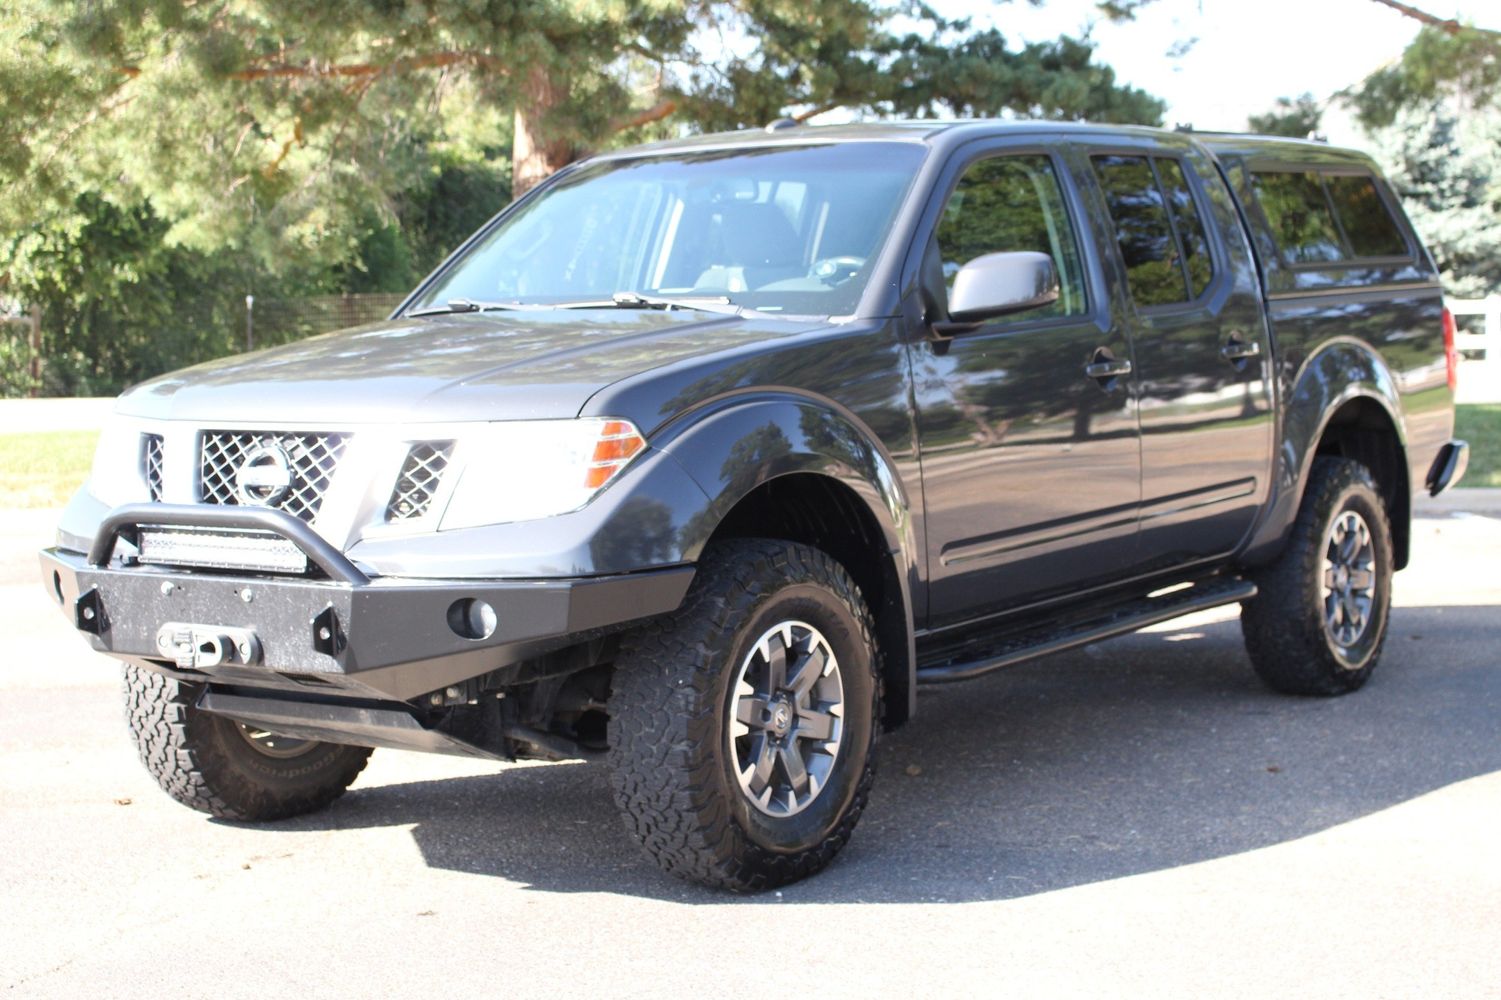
top-left (1334, 566), bottom-right (1349, 590)
top-left (770, 702), bottom-right (793, 736)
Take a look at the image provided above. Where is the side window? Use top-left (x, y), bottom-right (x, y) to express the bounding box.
top-left (1249, 170), bottom-right (1346, 264)
top-left (935, 155), bottom-right (1088, 320)
top-left (1156, 159), bottom-right (1214, 297)
top-left (1092, 154), bottom-right (1218, 307)
top-left (1325, 174), bottom-right (1407, 258)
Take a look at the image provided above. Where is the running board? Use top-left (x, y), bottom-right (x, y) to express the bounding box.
top-left (916, 576), bottom-right (1257, 685)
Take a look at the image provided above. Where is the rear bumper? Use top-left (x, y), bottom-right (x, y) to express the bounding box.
top-left (1426, 439), bottom-right (1469, 496)
top-left (40, 504), bottom-right (694, 703)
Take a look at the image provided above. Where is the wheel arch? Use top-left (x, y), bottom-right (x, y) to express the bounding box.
top-left (657, 394), bottom-right (919, 727)
top-left (1243, 339), bottom-right (1412, 570)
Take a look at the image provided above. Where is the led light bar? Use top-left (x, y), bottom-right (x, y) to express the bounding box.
top-left (139, 527), bottom-right (310, 574)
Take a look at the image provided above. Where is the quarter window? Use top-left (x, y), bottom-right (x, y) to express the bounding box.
top-left (1325, 174), bottom-right (1407, 258)
top-left (935, 155), bottom-right (1088, 320)
top-left (1250, 169), bottom-right (1408, 264)
top-left (1250, 171), bottom-right (1346, 264)
top-left (1091, 154), bottom-right (1218, 307)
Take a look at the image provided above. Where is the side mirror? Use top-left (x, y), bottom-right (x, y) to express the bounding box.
top-left (946, 251), bottom-right (1060, 324)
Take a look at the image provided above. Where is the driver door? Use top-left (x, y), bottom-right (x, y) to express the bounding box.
top-left (910, 149), bottom-right (1141, 628)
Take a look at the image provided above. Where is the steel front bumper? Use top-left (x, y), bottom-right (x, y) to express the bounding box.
top-left (40, 504), bottom-right (694, 703)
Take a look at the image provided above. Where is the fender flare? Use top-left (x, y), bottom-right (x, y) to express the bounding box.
top-left (655, 391), bottom-right (920, 724)
top-left (1242, 338), bottom-right (1409, 566)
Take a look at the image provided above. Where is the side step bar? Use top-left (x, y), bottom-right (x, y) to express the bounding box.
top-left (916, 576), bottom-right (1257, 685)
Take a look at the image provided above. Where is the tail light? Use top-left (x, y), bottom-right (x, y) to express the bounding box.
top-left (1442, 306), bottom-right (1458, 392)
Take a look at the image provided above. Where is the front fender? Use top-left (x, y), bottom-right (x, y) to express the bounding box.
top-left (1242, 337), bottom-right (1406, 565)
top-left (654, 392), bottom-right (914, 564)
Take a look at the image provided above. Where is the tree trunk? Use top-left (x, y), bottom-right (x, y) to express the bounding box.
top-left (512, 63), bottom-right (577, 198)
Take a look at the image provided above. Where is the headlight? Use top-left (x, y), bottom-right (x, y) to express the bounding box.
top-left (87, 418), bottom-right (149, 507)
top-left (439, 418), bottom-right (647, 529)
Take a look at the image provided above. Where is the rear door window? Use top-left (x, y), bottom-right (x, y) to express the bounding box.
top-left (1091, 154), bottom-right (1218, 307)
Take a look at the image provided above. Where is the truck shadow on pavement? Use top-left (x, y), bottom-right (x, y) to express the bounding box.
top-left (277, 603), bottom-right (1501, 903)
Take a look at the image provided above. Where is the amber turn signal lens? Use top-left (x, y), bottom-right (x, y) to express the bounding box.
top-left (584, 422), bottom-right (646, 490)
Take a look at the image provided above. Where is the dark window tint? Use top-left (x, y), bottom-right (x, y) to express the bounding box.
top-left (1156, 158), bottom-right (1214, 297)
top-left (1250, 170), bottom-right (1346, 264)
top-left (935, 155), bottom-right (1087, 319)
top-left (1326, 174), bottom-right (1407, 258)
top-left (1092, 155), bottom-right (1188, 306)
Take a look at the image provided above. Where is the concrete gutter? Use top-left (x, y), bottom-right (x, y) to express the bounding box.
top-left (1415, 487), bottom-right (1501, 517)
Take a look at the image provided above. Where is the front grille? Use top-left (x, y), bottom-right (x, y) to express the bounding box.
top-left (386, 441), bottom-right (454, 520)
top-left (200, 431), bottom-right (347, 523)
top-left (143, 434), bottom-right (164, 503)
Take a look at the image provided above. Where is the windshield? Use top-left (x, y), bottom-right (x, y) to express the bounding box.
top-left (408, 142), bottom-right (928, 317)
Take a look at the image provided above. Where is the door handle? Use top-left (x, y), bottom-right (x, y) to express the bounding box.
top-left (1084, 348), bottom-right (1132, 380)
top-left (1221, 333), bottom-right (1261, 361)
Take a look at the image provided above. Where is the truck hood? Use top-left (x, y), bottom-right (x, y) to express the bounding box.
top-left (118, 309), bottom-right (825, 425)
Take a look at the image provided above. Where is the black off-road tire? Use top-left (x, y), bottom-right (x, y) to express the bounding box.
top-left (607, 539), bottom-right (881, 891)
top-left (123, 664), bottom-right (372, 821)
top-left (1241, 457), bottom-right (1394, 695)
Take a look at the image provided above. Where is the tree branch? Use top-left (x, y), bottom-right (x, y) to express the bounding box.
top-left (1367, 0), bottom-right (1499, 36)
top-left (607, 98), bottom-right (677, 134)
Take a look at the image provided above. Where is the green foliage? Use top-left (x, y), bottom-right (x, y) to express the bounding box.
top-left (1349, 25), bottom-right (1500, 131)
top-left (1, 0), bottom-right (1164, 396)
top-left (1247, 93), bottom-right (1322, 138)
top-left (1454, 404), bottom-right (1501, 487)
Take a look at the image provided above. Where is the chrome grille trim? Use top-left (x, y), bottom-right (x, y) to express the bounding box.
top-left (386, 441), bottom-right (454, 521)
top-left (199, 431), bottom-right (347, 523)
top-left (143, 434), bottom-right (165, 503)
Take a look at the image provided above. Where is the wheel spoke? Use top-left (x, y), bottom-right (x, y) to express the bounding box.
top-left (735, 696), bottom-right (770, 728)
top-left (786, 645), bottom-right (827, 698)
top-left (777, 741), bottom-right (809, 793)
top-left (763, 634), bottom-right (788, 692)
top-left (742, 734), bottom-right (777, 796)
top-left (795, 707), bottom-right (835, 741)
top-left (1348, 568), bottom-right (1375, 591)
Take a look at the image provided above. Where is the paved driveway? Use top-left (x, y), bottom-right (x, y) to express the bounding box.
top-left (1, 506), bottom-right (1498, 998)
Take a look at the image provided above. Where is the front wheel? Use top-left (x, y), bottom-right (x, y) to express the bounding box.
top-left (1241, 457), bottom-right (1395, 695)
top-left (124, 665), bottom-right (372, 821)
top-left (607, 539), bottom-right (880, 891)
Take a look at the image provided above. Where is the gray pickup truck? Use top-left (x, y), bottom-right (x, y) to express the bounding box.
top-left (43, 121), bottom-right (1467, 891)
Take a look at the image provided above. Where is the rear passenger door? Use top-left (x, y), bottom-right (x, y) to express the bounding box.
top-left (1086, 145), bottom-right (1275, 569)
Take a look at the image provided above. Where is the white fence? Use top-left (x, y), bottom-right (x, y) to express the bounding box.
top-left (1451, 295), bottom-right (1501, 404)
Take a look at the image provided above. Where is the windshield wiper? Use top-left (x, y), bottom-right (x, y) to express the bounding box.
top-left (406, 297), bottom-right (543, 317)
top-left (549, 291), bottom-right (742, 316)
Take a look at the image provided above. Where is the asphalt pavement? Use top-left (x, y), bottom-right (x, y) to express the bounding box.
top-left (1, 502), bottom-right (1497, 998)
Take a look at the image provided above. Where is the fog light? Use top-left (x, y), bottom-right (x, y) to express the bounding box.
top-left (447, 598), bottom-right (497, 640)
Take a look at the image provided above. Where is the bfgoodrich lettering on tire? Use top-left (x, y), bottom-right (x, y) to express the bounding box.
top-left (1241, 457), bottom-right (1394, 695)
top-left (606, 539), bottom-right (880, 891)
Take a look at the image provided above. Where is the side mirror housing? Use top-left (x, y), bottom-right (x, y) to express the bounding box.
top-left (947, 251), bottom-right (1060, 324)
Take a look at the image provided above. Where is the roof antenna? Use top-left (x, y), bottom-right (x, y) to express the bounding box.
top-left (1173, 122), bottom-right (1195, 133)
top-left (764, 118), bottom-right (800, 133)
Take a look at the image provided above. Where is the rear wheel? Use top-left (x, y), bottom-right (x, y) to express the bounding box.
top-left (123, 665), bottom-right (372, 821)
top-left (1241, 457), bottom-right (1394, 695)
top-left (607, 539), bottom-right (880, 891)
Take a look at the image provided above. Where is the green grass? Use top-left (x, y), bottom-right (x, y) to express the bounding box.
top-left (1455, 404), bottom-right (1501, 488)
top-left (0, 430), bottom-right (98, 508)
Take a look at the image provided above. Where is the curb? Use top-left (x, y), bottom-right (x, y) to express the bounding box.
top-left (1414, 488), bottom-right (1501, 517)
